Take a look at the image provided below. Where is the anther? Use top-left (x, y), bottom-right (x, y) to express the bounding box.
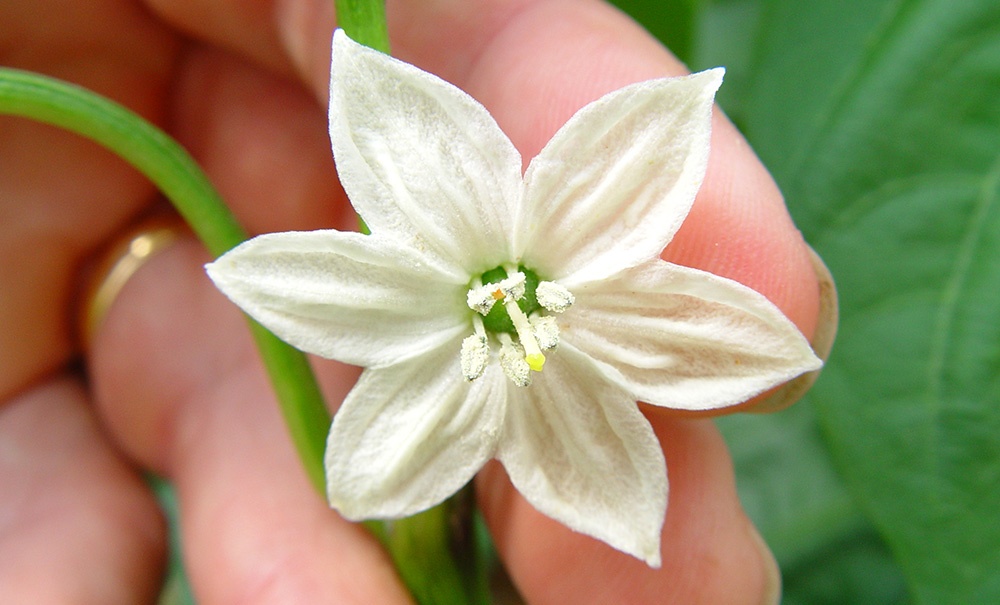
top-left (498, 334), bottom-right (531, 386)
top-left (530, 315), bottom-right (560, 350)
top-left (467, 285), bottom-right (497, 315)
top-left (467, 272), bottom-right (526, 315)
top-left (497, 271), bottom-right (526, 301)
top-left (460, 314), bottom-right (490, 381)
top-left (460, 334), bottom-right (490, 381)
top-left (536, 281), bottom-right (574, 313)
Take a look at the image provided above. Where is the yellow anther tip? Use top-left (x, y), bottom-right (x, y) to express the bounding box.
top-left (525, 353), bottom-right (545, 372)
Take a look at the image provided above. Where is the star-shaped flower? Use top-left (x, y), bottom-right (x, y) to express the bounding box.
top-left (206, 30), bottom-right (822, 566)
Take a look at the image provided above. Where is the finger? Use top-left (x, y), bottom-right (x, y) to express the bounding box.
top-left (141, 0), bottom-right (300, 77)
top-left (0, 0), bottom-right (178, 399)
top-left (167, 45), bottom-right (354, 236)
top-left (89, 239), bottom-right (407, 601)
top-left (478, 419), bottom-right (780, 604)
top-left (0, 377), bottom-right (164, 603)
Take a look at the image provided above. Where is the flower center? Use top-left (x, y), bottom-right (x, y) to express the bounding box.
top-left (478, 265), bottom-right (541, 333)
top-left (461, 265), bottom-right (575, 386)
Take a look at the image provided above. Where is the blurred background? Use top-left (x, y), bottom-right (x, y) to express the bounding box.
top-left (609, 0), bottom-right (1000, 603)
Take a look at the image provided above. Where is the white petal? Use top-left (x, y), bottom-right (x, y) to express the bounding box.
top-left (565, 260), bottom-right (823, 411)
top-left (206, 230), bottom-right (467, 367)
top-left (517, 69), bottom-right (723, 283)
top-left (329, 30), bottom-right (522, 274)
top-left (325, 345), bottom-right (506, 519)
top-left (498, 345), bottom-right (667, 566)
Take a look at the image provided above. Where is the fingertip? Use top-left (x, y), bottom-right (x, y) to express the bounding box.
top-left (479, 420), bottom-right (784, 605)
top-left (0, 378), bottom-right (166, 604)
top-left (748, 522), bottom-right (784, 605)
top-left (456, 0), bottom-right (687, 160)
top-left (664, 115), bottom-right (823, 340)
top-left (169, 45), bottom-right (352, 236)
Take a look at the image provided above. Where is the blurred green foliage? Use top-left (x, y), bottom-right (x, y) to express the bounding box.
top-left (611, 0), bottom-right (1000, 603)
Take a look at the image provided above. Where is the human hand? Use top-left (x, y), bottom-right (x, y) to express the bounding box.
top-left (0, 0), bottom-right (824, 602)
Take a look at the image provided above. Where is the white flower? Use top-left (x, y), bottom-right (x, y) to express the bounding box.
top-left (206, 30), bottom-right (822, 567)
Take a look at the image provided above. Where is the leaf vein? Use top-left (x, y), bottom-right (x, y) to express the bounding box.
top-left (924, 153), bottom-right (1000, 503)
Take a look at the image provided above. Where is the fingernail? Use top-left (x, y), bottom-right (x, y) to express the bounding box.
top-left (748, 524), bottom-right (782, 605)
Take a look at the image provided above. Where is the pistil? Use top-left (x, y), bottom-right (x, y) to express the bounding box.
top-left (503, 296), bottom-right (545, 372)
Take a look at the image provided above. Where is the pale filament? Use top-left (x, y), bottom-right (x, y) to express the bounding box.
top-left (503, 297), bottom-right (545, 372)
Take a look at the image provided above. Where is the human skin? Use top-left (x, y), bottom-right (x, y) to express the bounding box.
top-left (0, 0), bottom-right (819, 602)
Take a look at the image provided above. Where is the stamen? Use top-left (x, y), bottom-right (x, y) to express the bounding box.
top-left (497, 271), bottom-right (526, 301)
top-left (460, 335), bottom-right (490, 381)
top-left (503, 297), bottom-right (545, 372)
top-left (460, 315), bottom-right (490, 381)
top-left (467, 272), bottom-right (526, 315)
top-left (473, 312), bottom-right (487, 338)
top-left (467, 285), bottom-right (497, 315)
top-left (529, 315), bottom-right (560, 350)
top-left (498, 334), bottom-right (531, 387)
top-left (536, 281), bottom-right (575, 313)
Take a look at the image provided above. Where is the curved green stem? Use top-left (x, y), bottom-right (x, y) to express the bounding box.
top-left (2, 15), bottom-right (491, 598)
top-left (0, 68), bottom-right (330, 493)
top-left (335, 0), bottom-right (391, 54)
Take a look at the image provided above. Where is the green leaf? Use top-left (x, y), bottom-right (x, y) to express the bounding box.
top-left (691, 0), bottom-right (762, 124)
top-left (608, 0), bottom-right (700, 65)
top-left (780, 525), bottom-right (911, 605)
top-left (741, 0), bottom-right (1000, 602)
top-left (717, 404), bottom-right (908, 604)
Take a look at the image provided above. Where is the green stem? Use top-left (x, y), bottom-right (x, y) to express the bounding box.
top-left (0, 68), bottom-right (330, 493)
top-left (382, 488), bottom-right (491, 605)
top-left (335, 0), bottom-right (391, 54)
top-left (335, 0), bottom-right (384, 238)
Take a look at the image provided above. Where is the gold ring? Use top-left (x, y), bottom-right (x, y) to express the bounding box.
top-left (78, 215), bottom-right (187, 350)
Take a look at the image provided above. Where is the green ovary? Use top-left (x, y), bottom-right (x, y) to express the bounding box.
top-left (477, 265), bottom-right (542, 334)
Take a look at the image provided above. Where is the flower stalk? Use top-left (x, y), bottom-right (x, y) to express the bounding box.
top-left (335, 0), bottom-right (391, 54)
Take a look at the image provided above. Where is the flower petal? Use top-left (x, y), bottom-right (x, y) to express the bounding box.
top-left (565, 259), bottom-right (823, 411)
top-left (206, 230), bottom-right (467, 367)
top-left (517, 69), bottom-right (723, 283)
top-left (498, 345), bottom-right (667, 566)
top-left (329, 30), bottom-right (522, 273)
top-left (325, 345), bottom-right (506, 519)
